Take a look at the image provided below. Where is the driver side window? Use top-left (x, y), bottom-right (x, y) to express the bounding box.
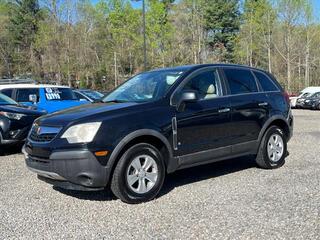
top-left (182, 69), bottom-right (221, 100)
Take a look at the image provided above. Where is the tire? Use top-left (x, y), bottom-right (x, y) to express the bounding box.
top-left (111, 143), bottom-right (165, 204)
top-left (255, 126), bottom-right (287, 169)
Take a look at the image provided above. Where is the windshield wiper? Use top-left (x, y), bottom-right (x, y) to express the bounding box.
top-left (103, 99), bottom-right (128, 103)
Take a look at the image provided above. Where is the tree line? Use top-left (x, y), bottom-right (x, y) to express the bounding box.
top-left (0, 0), bottom-right (319, 92)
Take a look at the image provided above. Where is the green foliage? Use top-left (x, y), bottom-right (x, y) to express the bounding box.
top-left (0, 0), bottom-right (320, 92)
top-left (204, 0), bottom-right (240, 62)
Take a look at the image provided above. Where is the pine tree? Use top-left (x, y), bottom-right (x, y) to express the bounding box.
top-left (204, 0), bottom-right (240, 62)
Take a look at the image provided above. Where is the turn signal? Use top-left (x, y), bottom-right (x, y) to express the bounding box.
top-left (94, 151), bottom-right (108, 157)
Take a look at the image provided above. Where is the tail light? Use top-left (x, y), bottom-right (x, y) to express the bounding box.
top-left (283, 91), bottom-right (290, 104)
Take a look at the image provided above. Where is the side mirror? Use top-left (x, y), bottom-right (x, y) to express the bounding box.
top-left (181, 91), bottom-right (198, 102)
top-left (29, 94), bottom-right (37, 104)
top-left (177, 90), bottom-right (198, 111)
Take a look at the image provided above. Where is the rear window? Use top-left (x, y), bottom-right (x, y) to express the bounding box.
top-left (224, 68), bottom-right (258, 95)
top-left (254, 71), bottom-right (279, 92)
top-left (45, 88), bottom-right (77, 101)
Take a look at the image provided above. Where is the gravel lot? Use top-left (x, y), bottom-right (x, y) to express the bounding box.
top-left (0, 109), bottom-right (319, 240)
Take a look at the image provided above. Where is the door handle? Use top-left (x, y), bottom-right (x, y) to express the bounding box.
top-left (258, 102), bottom-right (269, 107)
top-left (218, 108), bottom-right (231, 113)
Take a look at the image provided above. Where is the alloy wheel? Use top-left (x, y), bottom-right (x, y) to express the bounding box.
top-left (267, 133), bottom-right (284, 162)
top-left (126, 155), bottom-right (158, 194)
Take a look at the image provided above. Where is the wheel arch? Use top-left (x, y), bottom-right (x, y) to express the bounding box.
top-left (106, 129), bottom-right (174, 184)
top-left (259, 116), bottom-right (291, 142)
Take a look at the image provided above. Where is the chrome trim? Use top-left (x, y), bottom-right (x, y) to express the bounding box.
top-left (28, 124), bottom-right (62, 143)
top-left (172, 117), bottom-right (178, 150)
top-left (27, 166), bottom-right (65, 181)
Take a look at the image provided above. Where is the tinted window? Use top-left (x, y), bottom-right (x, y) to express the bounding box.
top-left (16, 88), bottom-right (39, 102)
top-left (224, 68), bottom-right (258, 94)
top-left (182, 70), bottom-right (221, 100)
top-left (254, 71), bottom-right (278, 92)
top-left (74, 91), bottom-right (85, 100)
top-left (310, 92), bottom-right (320, 98)
top-left (45, 88), bottom-right (77, 100)
top-left (1, 89), bottom-right (13, 98)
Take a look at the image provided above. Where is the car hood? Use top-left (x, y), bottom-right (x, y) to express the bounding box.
top-left (0, 104), bottom-right (45, 116)
top-left (37, 102), bottom-right (138, 126)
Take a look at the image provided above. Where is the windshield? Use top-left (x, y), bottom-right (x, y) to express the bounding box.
top-left (80, 90), bottom-right (104, 100)
top-left (45, 87), bottom-right (78, 101)
top-left (311, 92), bottom-right (320, 98)
top-left (103, 70), bottom-right (184, 103)
top-left (0, 93), bottom-right (17, 105)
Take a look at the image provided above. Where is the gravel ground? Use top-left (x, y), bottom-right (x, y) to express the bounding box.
top-left (0, 109), bottom-right (319, 240)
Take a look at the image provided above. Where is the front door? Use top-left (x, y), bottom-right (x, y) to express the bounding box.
top-left (174, 68), bottom-right (232, 161)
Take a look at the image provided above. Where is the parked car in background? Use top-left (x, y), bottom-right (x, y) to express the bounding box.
top-left (302, 92), bottom-right (320, 110)
top-left (290, 86), bottom-right (320, 108)
top-left (0, 93), bottom-right (45, 145)
top-left (295, 92), bottom-right (313, 108)
top-left (73, 89), bottom-right (104, 102)
top-left (0, 84), bottom-right (89, 113)
top-left (24, 64), bottom-right (293, 203)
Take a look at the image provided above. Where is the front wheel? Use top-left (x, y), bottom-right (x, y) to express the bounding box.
top-left (111, 143), bottom-right (165, 204)
top-left (255, 126), bottom-right (287, 169)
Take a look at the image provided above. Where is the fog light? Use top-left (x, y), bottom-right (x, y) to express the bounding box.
top-left (94, 151), bottom-right (108, 157)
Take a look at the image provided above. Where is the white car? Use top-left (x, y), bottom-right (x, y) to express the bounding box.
top-left (290, 87), bottom-right (320, 108)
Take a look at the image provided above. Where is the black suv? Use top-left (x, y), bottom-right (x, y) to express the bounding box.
top-left (24, 64), bottom-right (293, 203)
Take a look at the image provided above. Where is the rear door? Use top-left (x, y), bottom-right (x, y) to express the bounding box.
top-left (253, 70), bottom-right (285, 115)
top-left (222, 67), bottom-right (270, 153)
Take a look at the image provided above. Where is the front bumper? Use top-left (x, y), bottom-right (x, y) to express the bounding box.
top-left (23, 146), bottom-right (109, 191)
top-left (0, 126), bottom-right (31, 145)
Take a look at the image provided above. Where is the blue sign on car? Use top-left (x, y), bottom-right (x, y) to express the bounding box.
top-left (0, 84), bottom-right (89, 113)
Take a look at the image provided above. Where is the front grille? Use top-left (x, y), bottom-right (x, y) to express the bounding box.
top-left (28, 124), bottom-right (61, 143)
top-left (29, 131), bottom-right (57, 142)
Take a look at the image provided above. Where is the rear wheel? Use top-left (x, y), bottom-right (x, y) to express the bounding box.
top-left (111, 143), bottom-right (165, 204)
top-left (255, 126), bottom-right (287, 169)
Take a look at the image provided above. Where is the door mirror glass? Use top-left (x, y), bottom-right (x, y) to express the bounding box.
top-left (29, 94), bottom-right (37, 103)
top-left (176, 90), bottom-right (198, 112)
top-left (180, 90), bottom-right (198, 103)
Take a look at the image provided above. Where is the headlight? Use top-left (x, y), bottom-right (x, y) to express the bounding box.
top-left (61, 122), bottom-right (101, 143)
top-left (0, 112), bottom-right (26, 120)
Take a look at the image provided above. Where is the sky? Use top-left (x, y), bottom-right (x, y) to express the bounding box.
top-left (91, 0), bottom-right (320, 19)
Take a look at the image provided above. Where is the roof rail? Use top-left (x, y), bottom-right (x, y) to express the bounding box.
top-left (0, 79), bottom-right (36, 85)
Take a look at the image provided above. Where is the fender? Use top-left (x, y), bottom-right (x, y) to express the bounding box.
top-left (105, 129), bottom-right (177, 183)
top-left (258, 115), bottom-right (291, 142)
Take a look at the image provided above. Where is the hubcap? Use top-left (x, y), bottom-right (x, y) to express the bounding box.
top-left (126, 155), bottom-right (158, 194)
top-left (267, 133), bottom-right (284, 162)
